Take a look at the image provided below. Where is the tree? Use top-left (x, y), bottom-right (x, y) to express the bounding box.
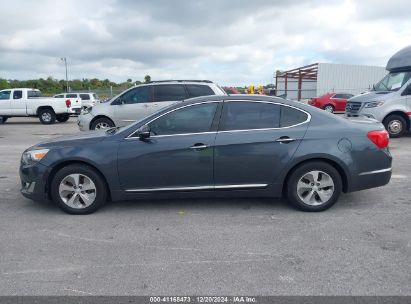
top-left (127, 78), bottom-right (132, 83)
top-left (144, 75), bottom-right (151, 83)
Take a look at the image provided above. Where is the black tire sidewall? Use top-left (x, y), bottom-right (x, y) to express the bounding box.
top-left (90, 118), bottom-right (114, 130)
top-left (286, 161), bottom-right (342, 212)
top-left (50, 164), bottom-right (107, 214)
top-left (56, 114), bottom-right (70, 123)
top-left (383, 115), bottom-right (406, 138)
top-left (39, 109), bottom-right (56, 124)
top-left (0, 116), bottom-right (8, 124)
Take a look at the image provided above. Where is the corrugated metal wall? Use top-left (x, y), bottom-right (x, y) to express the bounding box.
top-left (316, 63), bottom-right (387, 96)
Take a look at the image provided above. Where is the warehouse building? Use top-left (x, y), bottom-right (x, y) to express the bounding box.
top-left (275, 63), bottom-right (387, 100)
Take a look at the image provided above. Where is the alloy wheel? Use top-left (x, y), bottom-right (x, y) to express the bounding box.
top-left (296, 170), bottom-right (335, 206)
top-left (95, 122), bottom-right (110, 129)
top-left (58, 173), bottom-right (97, 208)
top-left (388, 120), bottom-right (402, 135)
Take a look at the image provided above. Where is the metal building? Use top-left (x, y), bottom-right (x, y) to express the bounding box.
top-left (275, 63), bottom-right (387, 100)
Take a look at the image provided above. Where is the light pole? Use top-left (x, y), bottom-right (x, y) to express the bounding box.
top-left (61, 57), bottom-right (69, 92)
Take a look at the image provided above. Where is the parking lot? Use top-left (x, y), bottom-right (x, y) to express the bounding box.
top-left (0, 117), bottom-right (410, 295)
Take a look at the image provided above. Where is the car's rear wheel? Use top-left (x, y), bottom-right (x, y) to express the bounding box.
top-left (286, 161), bottom-right (342, 211)
top-left (39, 108), bottom-right (56, 124)
top-left (383, 114), bottom-right (406, 138)
top-left (56, 114), bottom-right (70, 123)
top-left (0, 116), bottom-right (8, 124)
top-left (323, 104), bottom-right (334, 113)
top-left (50, 164), bottom-right (107, 214)
top-left (90, 117), bottom-right (115, 130)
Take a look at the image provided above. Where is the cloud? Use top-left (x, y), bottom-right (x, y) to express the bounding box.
top-left (0, 0), bottom-right (410, 85)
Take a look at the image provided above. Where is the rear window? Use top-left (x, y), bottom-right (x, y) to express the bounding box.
top-left (280, 106), bottom-right (308, 127)
top-left (80, 94), bottom-right (90, 100)
top-left (28, 90), bottom-right (41, 98)
top-left (186, 85), bottom-right (215, 98)
top-left (154, 85), bottom-right (187, 102)
top-left (93, 94), bottom-right (98, 99)
top-left (219, 101), bottom-right (280, 131)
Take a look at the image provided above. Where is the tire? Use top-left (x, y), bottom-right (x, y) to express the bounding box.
top-left (50, 164), bottom-right (107, 214)
top-left (90, 117), bottom-right (115, 130)
top-left (39, 108), bottom-right (56, 124)
top-left (0, 116), bottom-right (8, 124)
top-left (286, 161), bottom-right (342, 212)
top-left (383, 114), bottom-right (406, 138)
top-left (323, 104), bottom-right (335, 113)
top-left (56, 114), bottom-right (70, 123)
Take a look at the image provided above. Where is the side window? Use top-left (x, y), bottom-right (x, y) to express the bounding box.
top-left (119, 86), bottom-right (152, 104)
top-left (54, 94), bottom-right (64, 98)
top-left (80, 94), bottom-right (90, 100)
top-left (219, 101), bottom-right (280, 131)
top-left (332, 94), bottom-right (343, 98)
top-left (149, 103), bottom-right (218, 136)
top-left (66, 94), bottom-right (78, 98)
top-left (154, 85), bottom-right (187, 102)
top-left (280, 106), bottom-right (308, 127)
top-left (27, 90), bottom-right (41, 98)
top-left (0, 91), bottom-right (11, 100)
top-left (186, 85), bottom-right (215, 98)
top-left (13, 90), bottom-right (22, 99)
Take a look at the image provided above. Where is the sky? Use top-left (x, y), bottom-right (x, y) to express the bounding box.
top-left (0, 0), bottom-right (410, 86)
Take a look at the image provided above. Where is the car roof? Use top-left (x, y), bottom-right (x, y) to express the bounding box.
top-left (137, 80), bottom-right (215, 87)
top-left (181, 94), bottom-right (296, 105)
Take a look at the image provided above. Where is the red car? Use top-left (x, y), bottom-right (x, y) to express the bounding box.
top-left (222, 86), bottom-right (241, 94)
top-left (308, 92), bottom-right (354, 113)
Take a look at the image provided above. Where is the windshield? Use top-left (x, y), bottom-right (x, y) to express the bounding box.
top-left (373, 71), bottom-right (411, 92)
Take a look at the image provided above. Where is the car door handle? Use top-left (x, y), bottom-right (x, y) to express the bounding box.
top-left (190, 143), bottom-right (208, 150)
top-left (275, 136), bottom-right (296, 144)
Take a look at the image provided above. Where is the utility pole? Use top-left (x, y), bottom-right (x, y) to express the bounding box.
top-left (61, 57), bottom-right (69, 92)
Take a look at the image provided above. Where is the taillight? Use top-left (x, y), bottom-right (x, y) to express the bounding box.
top-left (367, 130), bottom-right (389, 149)
top-left (65, 99), bottom-right (71, 107)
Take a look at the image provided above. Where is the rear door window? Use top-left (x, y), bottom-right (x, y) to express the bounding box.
top-left (219, 101), bottom-right (280, 131)
top-left (13, 90), bottom-right (22, 99)
top-left (280, 106), bottom-right (308, 127)
top-left (154, 85), bottom-right (187, 102)
top-left (186, 85), bottom-right (215, 98)
top-left (28, 90), bottom-right (41, 98)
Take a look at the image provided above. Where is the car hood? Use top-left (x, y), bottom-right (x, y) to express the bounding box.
top-left (29, 130), bottom-right (109, 150)
top-left (349, 91), bottom-right (396, 103)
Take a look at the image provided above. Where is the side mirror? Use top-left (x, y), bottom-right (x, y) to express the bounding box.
top-left (137, 125), bottom-right (151, 139)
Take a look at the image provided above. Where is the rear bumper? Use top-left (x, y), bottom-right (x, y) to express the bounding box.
top-left (349, 167), bottom-right (392, 192)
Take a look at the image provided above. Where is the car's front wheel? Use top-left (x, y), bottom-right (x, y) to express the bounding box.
top-left (56, 114), bottom-right (70, 123)
top-left (383, 114), bottom-right (406, 138)
top-left (90, 117), bottom-right (115, 130)
top-left (50, 164), bottom-right (108, 214)
top-left (286, 161), bottom-right (342, 211)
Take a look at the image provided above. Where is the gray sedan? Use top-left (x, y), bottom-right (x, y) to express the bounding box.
top-left (20, 95), bottom-right (392, 214)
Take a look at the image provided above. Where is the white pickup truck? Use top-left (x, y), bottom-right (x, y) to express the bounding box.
top-left (0, 88), bottom-right (81, 124)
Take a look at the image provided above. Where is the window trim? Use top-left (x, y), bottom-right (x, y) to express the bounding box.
top-left (126, 101), bottom-right (221, 139)
top-left (218, 100), bottom-right (311, 133)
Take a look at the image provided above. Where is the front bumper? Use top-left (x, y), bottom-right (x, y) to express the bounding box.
top-left (20, 161), bottom-right (50, 201)
top-left (77, 113), bottom-right (93, 131)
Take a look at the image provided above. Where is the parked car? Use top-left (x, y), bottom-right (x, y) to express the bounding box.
top-left (308, 92), bottom-right (354, 113)
top-left (77, 80), bottom-right (226, 131)
top-left (346, 45), bottom-right (411, 137)
top-left (0, 88), bottom-right (79, 124)
top-left (20, 95), bottom-right (391, 214)
top-left (54, 92), bottom-right (99, 109)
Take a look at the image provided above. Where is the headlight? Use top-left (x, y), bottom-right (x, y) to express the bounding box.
top-left (22, 149), bottom-right (49, 165)
top-left (365, 101), bottom-right (384, 108)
